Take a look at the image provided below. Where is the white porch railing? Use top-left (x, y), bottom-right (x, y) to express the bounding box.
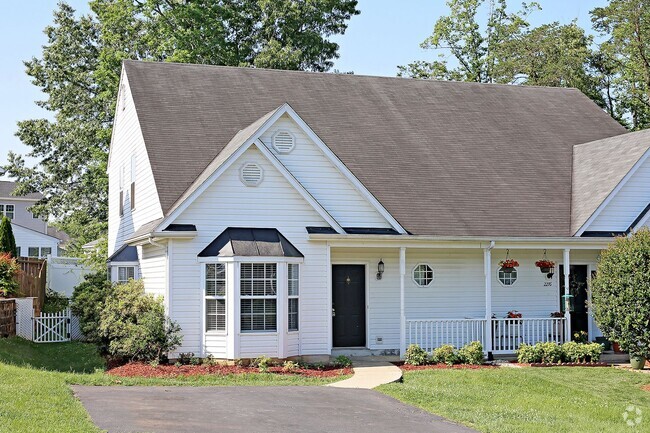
top-left (406, 317), bottom-right (566, 354)
top-left (406, 319), bottom-right (486, 352)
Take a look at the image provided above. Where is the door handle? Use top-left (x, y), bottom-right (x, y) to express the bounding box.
top-left (332, 308), bottom-right (336, 317)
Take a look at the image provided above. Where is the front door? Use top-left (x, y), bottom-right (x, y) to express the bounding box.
top-left (332, 265), bottom-right (366, 347)
top-left (559, 265), bottom-right (589, 339)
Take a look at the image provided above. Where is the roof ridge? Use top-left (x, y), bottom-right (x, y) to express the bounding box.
top-left (123, 60), bottom-right (583, 92)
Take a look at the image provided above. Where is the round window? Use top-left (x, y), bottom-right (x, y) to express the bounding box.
top-left (497, 267), bottom-right (518, 286)
top-left (412, 264), bottom-right (434, 287)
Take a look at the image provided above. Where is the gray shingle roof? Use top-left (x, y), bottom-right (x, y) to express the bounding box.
top-left (571, 129), bottom-right (650, 234)
top-left (124, 60), bottom-right (627, 237)
top-left (0, 181), bottom-right (42, 199)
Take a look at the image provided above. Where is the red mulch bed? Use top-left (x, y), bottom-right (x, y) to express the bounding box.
top-left (393, 362), bottom-right (497, 371)
top-left (107, 362), bottom-right (352, 378)
top-left (642, 384), bottom-right (650, 392)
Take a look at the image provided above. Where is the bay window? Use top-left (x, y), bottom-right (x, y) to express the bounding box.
top-left (205, 263), bottom-right (226, 332)
top-left (288, 263), bottom-right (299, 331)
top-left (240, 263), bottom-right (277, 332)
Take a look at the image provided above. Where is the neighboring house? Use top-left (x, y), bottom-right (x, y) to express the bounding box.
top-left (0, 181), bottom-right (66, 258)
top-left (107, 60), bottom-right (650, 360)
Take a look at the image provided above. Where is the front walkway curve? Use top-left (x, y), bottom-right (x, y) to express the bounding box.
top-left (327, 359), bottom-right (403, 389)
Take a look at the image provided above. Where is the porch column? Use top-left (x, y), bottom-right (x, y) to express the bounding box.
top-left (563, 249), bottom-right (571, 342)
top-left (399, 247), bottom-right (406, 358)
top-left (484, 242), bottom-right (494, 356)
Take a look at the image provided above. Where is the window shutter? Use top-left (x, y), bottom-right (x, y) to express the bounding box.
top-left (130, 155), bottom-right (136, 210)
top-left (119, 190), bottom-right (124, 216)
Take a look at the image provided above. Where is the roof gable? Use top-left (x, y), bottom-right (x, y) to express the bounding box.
top-left (573, 129), bottom-right (650, 235)
top-left (124, 60), bottom-right (627, 237)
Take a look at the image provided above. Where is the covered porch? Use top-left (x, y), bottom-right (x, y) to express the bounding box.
top-left (322, 236), bottom-right (609, 356)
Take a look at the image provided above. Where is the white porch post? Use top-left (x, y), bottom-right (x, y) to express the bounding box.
top-left (484, 242), bottom-right (494, 356)
top-left (563, 249), bottom-right (571, 342)
top-left (399, 247), bottom-right (406, 358)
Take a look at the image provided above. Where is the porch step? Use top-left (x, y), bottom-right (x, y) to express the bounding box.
top-left (601, 352), bottom-right (629, 363)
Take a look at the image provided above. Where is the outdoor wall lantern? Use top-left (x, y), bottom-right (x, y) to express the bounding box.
top-left (377, 259), bottom-right (385, 280)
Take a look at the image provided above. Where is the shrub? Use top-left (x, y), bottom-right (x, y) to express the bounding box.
top-left (573, 330), bottom-right (589, 344)
top-left (0, 216), bottom-right (17, 258)
top-left (537, 342), bottom-right (563, 363)
top-left (282, 360), bottom-right (299, 372)
top-left (178, 352), bottom-right (194, 365)
top-left (432, 344), bottom-right (458, 365)
top-left (0, 253), bottom-right (19, 297)
top-left (99, 279), bottom-right (182, 362)
top-left (333, 355), bottom-right (353, 368)
top-left (562, 342), bottom-right (603, 363)
top-left (70, 272), bottom-right (113, 347)
top-left (404, 344), bottom-right (429, 365)
top-left (42, 288), bottom-right (69, 313)
top-left (458, 341), bottom-right (484, 365)
top-left (591, 228), bottom-right (650, 358)
top-left (252, 355), bottom-right (272, 372)
top-left (517, 343), bottom-right (541, 363)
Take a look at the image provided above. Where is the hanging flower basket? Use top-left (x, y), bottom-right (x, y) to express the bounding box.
top-left (535, 259), bottom-right (555, 274)
top-left (498, 259), bottom-right (519, 273)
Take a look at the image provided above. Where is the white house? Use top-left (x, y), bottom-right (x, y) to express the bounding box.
top-left (107, 60), bottom-right (650, 360)
top-left (0, 181), bottom-right (65, 258)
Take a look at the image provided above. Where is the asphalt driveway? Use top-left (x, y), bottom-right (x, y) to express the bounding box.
top-left (72, 385), bottom-right (478, 433)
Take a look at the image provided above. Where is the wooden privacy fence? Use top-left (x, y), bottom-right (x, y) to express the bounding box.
top-left (0, 299), bottom-right (16, 338)
top-left (16, 258), bottom-right (46, 310)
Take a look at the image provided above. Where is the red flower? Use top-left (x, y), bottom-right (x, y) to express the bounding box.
top-left (535, 259), bottom-right (555, 268)
top-left (498, 259), bottom-right (519, 268)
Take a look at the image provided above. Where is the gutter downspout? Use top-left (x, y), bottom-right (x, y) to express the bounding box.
top-left (484, 241), bottom-right (495, 360)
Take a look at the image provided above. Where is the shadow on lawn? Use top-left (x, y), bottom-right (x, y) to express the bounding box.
top-left (0, 337), bottom-right (105, 373)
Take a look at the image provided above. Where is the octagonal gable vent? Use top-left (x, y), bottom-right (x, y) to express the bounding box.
top-left (240, 162), bottom-right (263, 186)
top-left (272, 130), bottom-right (295, 153)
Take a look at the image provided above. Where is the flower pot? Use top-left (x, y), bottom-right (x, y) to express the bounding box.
top-left (595, 337), bottom-right (612, 351)
top-left (540, 267), bottom-right (552, 273)
top-left (501, 267), bottom-right (515, 274)
top-left (613, 342), bottom-right (623, 353)
top-left (630, 355), bottom-right (646, 370)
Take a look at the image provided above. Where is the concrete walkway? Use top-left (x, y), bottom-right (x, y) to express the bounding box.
top-left (327, 359), bottom-right (402, 389)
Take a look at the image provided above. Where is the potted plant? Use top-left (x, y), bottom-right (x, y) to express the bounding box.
top-left (499, 259), bottom-right (519, 274)
top-left (535, 259), bottom-right (555, 274)
top-left (630, 352), bottom-right (646, 370)
top-left (506, 310), bottom-right (522, 324)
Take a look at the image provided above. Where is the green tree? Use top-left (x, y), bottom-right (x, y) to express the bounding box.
top-left (5, 0), bottom-right (360, 254)
top-left (591, 229), bottom-right (650, 359)
top-left (0, 217), bottom-right (18, 258)
top-left (592, 0), bottom-right (650, 130)
top-left (399, 1), bottom-right (603, 110)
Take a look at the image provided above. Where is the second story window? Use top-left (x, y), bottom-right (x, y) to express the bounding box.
top-left (0, 204), bottom-right (15, 220)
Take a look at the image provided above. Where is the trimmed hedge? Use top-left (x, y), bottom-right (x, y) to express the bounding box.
top-left (517, 341), bottom-right (604, 364)
top-left (405, 341), bottom-right (484, 366)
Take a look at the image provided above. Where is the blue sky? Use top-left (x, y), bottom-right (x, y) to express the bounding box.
top-left (0, 0), bottom-right (607, 170)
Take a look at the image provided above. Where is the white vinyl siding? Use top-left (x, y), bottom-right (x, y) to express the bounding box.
top-left (170, 146), bottom-right (329, 357)
top-left (259, 114), bottom-right (392, 228)
top-left (139, 242), bottom-right (166, 299)
top-left (11, 224), bottom-right (59, 259)
top-left (588, 156), bottom-right (650, 232)
top-left (108, 70), bottom-right (163, 257)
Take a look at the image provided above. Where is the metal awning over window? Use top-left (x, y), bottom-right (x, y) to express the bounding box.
top-left (198, 228), bottom-right (303, 258)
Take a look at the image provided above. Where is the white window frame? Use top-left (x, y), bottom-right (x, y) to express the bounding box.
top-left (497, 267), bottom-right (518, 287)
top-left (287, 263), bottom-right (299, 332)
top-left (240, 262), bottom-right (277, 333)
top-left (412, 263), bottom-right (434, 287)
top-left (117, 266), bottom-right (136, 283)
top-left (0, 204), bottom-right (15, 220)
top-left (205, 263), bottom-right (227, 333)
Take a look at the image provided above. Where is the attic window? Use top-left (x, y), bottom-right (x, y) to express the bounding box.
top-left (272, 130), bottom-right (295, 154)
top-left (240, 162), bottom-right (263, 186)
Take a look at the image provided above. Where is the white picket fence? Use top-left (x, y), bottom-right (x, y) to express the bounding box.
top-left (15, 298), bottom-right (83, 343)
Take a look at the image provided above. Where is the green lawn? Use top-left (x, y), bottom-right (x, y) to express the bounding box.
top-left (379, 367), bottom-right (650, 433)
top-left (0, 337), bottom-right (346, 433)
